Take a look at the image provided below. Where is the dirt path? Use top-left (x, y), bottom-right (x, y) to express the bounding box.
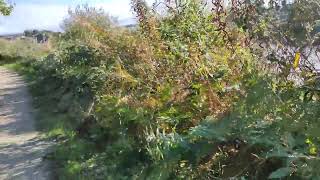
top-left (0, 67), bottom-right (51, 180)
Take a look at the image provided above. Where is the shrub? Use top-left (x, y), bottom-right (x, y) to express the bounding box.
top-left (17, 1), bottom-right (320, 179)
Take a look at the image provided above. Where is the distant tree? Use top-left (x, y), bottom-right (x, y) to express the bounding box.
top-left (0, 0), bottom-right (12, 16)
top-left (32, 29), bottom-right (40, 35)
top-left (24, 30), bottom-right (33, 37)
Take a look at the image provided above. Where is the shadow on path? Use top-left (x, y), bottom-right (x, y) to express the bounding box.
top-left (0, 138), bottom-right (51, 180)
top-left (0, 67), bottom-right (52, 180)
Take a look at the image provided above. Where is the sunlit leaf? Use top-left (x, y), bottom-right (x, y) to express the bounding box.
top-left (293, 52), bottom-right (300, 69)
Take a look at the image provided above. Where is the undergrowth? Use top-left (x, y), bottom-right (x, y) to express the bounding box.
top-left (1, 0), bottom-right (320, 179)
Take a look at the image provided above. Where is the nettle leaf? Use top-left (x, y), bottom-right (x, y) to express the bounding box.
top-left (268, 167), bottom-right (293, 179)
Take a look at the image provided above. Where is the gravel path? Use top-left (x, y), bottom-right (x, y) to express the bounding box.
top-left (0, 67), bottom-right (51, 180)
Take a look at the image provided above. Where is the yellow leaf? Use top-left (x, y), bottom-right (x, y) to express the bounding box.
top-left (114, 61), bottom-right (137, 84)
top-left (310, 146), bottom-right (317, 155)
top-left (306, 138), bottom-right (312, 144)
top-left (293, 52), bottom-right (300, 69)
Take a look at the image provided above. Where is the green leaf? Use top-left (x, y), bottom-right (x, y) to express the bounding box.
top-left (268, 167), bottom-right (293, 179)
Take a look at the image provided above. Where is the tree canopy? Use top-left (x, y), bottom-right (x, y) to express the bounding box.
top-left (0, 0), bottom-right (12, 16)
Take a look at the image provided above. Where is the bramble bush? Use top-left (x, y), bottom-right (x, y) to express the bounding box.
top-left (14, 0), bottom-right (320, 179)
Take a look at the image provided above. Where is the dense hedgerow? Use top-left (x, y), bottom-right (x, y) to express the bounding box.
top-left (12, 0), bottom-right (320, 179)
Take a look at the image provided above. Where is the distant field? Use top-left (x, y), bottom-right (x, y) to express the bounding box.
top-left (0, 38), bottom-right (50, 59)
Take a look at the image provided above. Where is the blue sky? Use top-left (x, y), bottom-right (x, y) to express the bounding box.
top-left (0, 0), bottom-right (153, 35)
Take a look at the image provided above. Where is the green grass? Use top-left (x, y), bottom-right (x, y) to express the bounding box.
top-left (0, 38), bottom-right (50, 58)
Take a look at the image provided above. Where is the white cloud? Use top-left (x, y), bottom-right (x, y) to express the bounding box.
top-left (0, 4), bottom-right (68, 34)
top-left (0, 0), bottom-right (155, 35)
